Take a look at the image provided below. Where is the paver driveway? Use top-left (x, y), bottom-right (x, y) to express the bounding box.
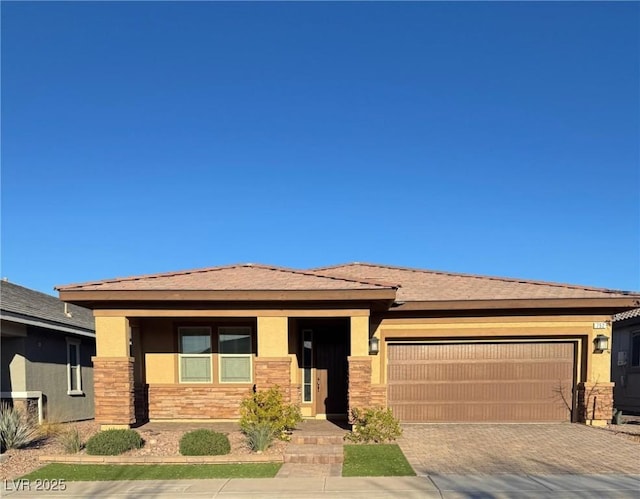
top-left (398, 423), bottom-right (640, 474)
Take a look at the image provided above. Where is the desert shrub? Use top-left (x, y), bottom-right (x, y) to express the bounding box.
top-left (0, 402), bottom-right (38, 451)
top-left (85, 429), bottom-right (143, 455)
top-left (344, 407), bottom-right (402, 444)
top-left (239, 386), bottom-right (302, 441)
top-left (59, 426), bottom-right (83, 454)
top-left (244, 421), bottom-right (275, 452)
top-left (179, 429), bottom-right (230, 456)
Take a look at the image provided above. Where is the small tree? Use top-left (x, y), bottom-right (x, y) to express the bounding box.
top-left (239, 386), bottom-right (302, 442)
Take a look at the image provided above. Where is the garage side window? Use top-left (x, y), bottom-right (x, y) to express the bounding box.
top-left (632, 333), bottom-right (640, 367)
top-left (219, 326), bottom-right (253, 383)
top-left (179, 327), bottom-right (212, 383)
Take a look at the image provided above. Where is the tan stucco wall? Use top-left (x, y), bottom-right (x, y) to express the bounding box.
top-left (350, 316), bottom-right (369, 357)
top-left (257, 317), bottom-right (288, 357)
top-left (95, 316), bottom-right (130, 357)
top-left (146, 354), bottom-right (177, 384)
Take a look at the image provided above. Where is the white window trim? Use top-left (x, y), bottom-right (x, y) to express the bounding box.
top-left (66, 338), bottom-right (83, 395)
top-left (178, 326), bottom-right (213, 383)
top-left (218, 354), bottom-right (253, 384)
top-left (178, 354), bottom-right (213, 384)
top-left (218, 326), bottom-right (253, 384)
top-left (301, 329), bottom-right (313, 403)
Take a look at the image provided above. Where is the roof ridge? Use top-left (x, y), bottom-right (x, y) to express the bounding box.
top-left (56, 263), bottom-right (398, 291)
top-left (312, 262), bottom-right (636, 295)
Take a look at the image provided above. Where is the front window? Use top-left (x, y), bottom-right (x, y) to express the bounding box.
top-left (179, 327), bottom-right (212, 383)
top-left (66, 339), bottom-right (82, 395)
top-left (219, 326), bottom-right (252, 383)
top-left (302, 329), bottom-right (313, 403)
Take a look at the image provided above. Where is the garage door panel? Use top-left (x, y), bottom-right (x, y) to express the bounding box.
top-left (388, 361), bottom-right (573, 383)
top-left (393, 401), bottom-right (570, 423)
top-left (389, 380), bottom-right (569, 402)
top-left (387, 342), bottom-right (574, 422)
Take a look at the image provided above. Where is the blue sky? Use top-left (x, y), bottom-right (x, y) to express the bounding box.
top-left (2, 2), bottom-right (638, 295)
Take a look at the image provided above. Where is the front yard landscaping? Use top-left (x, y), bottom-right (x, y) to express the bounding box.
top-left (23, 463), bottom-right (282, 481)
top-left (342, 444), bottom-right (415, 477)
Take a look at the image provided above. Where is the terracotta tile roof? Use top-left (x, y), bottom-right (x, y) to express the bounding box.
top-left (613, 308), bottom-right (640, 322)
top-left (55, 263), bottom-right (397, 292)
top-left (312, 263), bottom-right (638, 302)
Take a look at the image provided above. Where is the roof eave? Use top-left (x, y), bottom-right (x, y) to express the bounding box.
top-left (389, 297), bottom-right (640, 312)
top-left (58, 288), bottom-right (398, 306)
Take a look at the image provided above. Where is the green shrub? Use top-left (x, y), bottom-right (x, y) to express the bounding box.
top-left (0, 402), bottom-right (37, 451)
top-left (239, 386), bottom-right (302, 441)
top-left (85, 429), bottom-right (143, 455)
top-left (179, 429), bottom-right (230, 456)
top-left (244, 421), bottom-right (275, 452)
top-left (344, 407), bottom-right (402, 444)
top-left (59, 427), bottom-right (83, 454)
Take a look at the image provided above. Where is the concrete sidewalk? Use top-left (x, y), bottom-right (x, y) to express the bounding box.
top-left (3, 474), bottom-right (640, 498)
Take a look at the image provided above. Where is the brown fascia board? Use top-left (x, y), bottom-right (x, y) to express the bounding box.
top-left (389, 297), bottom-right (640, 312)
top-left (58, 288), bottom-right (398, 304)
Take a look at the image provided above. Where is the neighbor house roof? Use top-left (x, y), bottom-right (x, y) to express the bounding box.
top-left (313, 262), bottom-right (638, 303)
top-left (1, 280), bottom-right (95, 335)
top-left (613, 308), bottom-right (640, 322)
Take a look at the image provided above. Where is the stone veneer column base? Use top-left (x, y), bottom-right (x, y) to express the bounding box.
top-left (92, 357), bottom-right (135, 427)
top-left (577, 381), bottom-right (614, 425)
top-left (370, 385), bottom-right (387, 408)
top-left (348, 356), bottom-right (372, 417)
top-left (254, 357), bottom-right (292, 402)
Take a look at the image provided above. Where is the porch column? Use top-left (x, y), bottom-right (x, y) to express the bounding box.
top-left (578, 326), bottom-right (614, 426)
top-left (255, 317), bottom-right (292, 401)
top-left (348, 316), bottom-right (372, 415)
top-left (93, 316), bottom-right (135, 429)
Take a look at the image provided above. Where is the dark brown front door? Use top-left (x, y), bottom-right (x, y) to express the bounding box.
top-left (315, 331), bottom-right (349, 415)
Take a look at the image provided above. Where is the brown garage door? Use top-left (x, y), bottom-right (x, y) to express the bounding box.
top-left (388, 342), bottom-right (575, 422)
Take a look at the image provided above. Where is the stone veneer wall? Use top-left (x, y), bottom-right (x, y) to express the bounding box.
top-left (254, 358), bottom-right (292, 402)
top-left (577, 382), bottom-right (614, 423)
top-left (93, 357), bottom-right (135, 425)
top-left (148, 385), bottom-right (252, 419)
top-left (348, 356), bottom-right (372, 414)
top-left (370, 385), bottom-right (387, 408)
top-left (290, 384), bottom-right (302, 406)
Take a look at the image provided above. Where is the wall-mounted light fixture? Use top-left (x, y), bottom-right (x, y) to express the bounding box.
top-left (369, 336), bottom-right (380, 355)
top-left (594, 334), bottom-right (610, 353)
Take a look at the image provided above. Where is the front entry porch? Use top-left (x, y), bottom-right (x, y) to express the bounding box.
top-left (91, 311), bottom-right (376, 428)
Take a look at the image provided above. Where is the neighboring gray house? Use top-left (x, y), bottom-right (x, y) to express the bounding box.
top-left (1, 280), bottom-right (95, 423)
top-left (612, 308), bottom-right (640, 415)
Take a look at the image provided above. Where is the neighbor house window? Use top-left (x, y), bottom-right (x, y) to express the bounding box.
top-left (66, 339), bottom-right (82, 395)
top-left (219, 326), bottom-right (252, 383)
top-left (179, 327), bottom-right (212, 383)
top-left (632, 333), bottom-right (640, 367)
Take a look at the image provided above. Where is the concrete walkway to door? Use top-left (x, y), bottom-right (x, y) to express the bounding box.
top-left (398, 423), bottom-right (640, 475)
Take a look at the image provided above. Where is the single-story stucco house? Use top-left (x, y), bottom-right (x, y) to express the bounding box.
top-left (611, 308), bottom-right (640, 415)
top-left (55, 263), bottom-right (640, 429)
top-left (1, 280), bottom-right (96, 423)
